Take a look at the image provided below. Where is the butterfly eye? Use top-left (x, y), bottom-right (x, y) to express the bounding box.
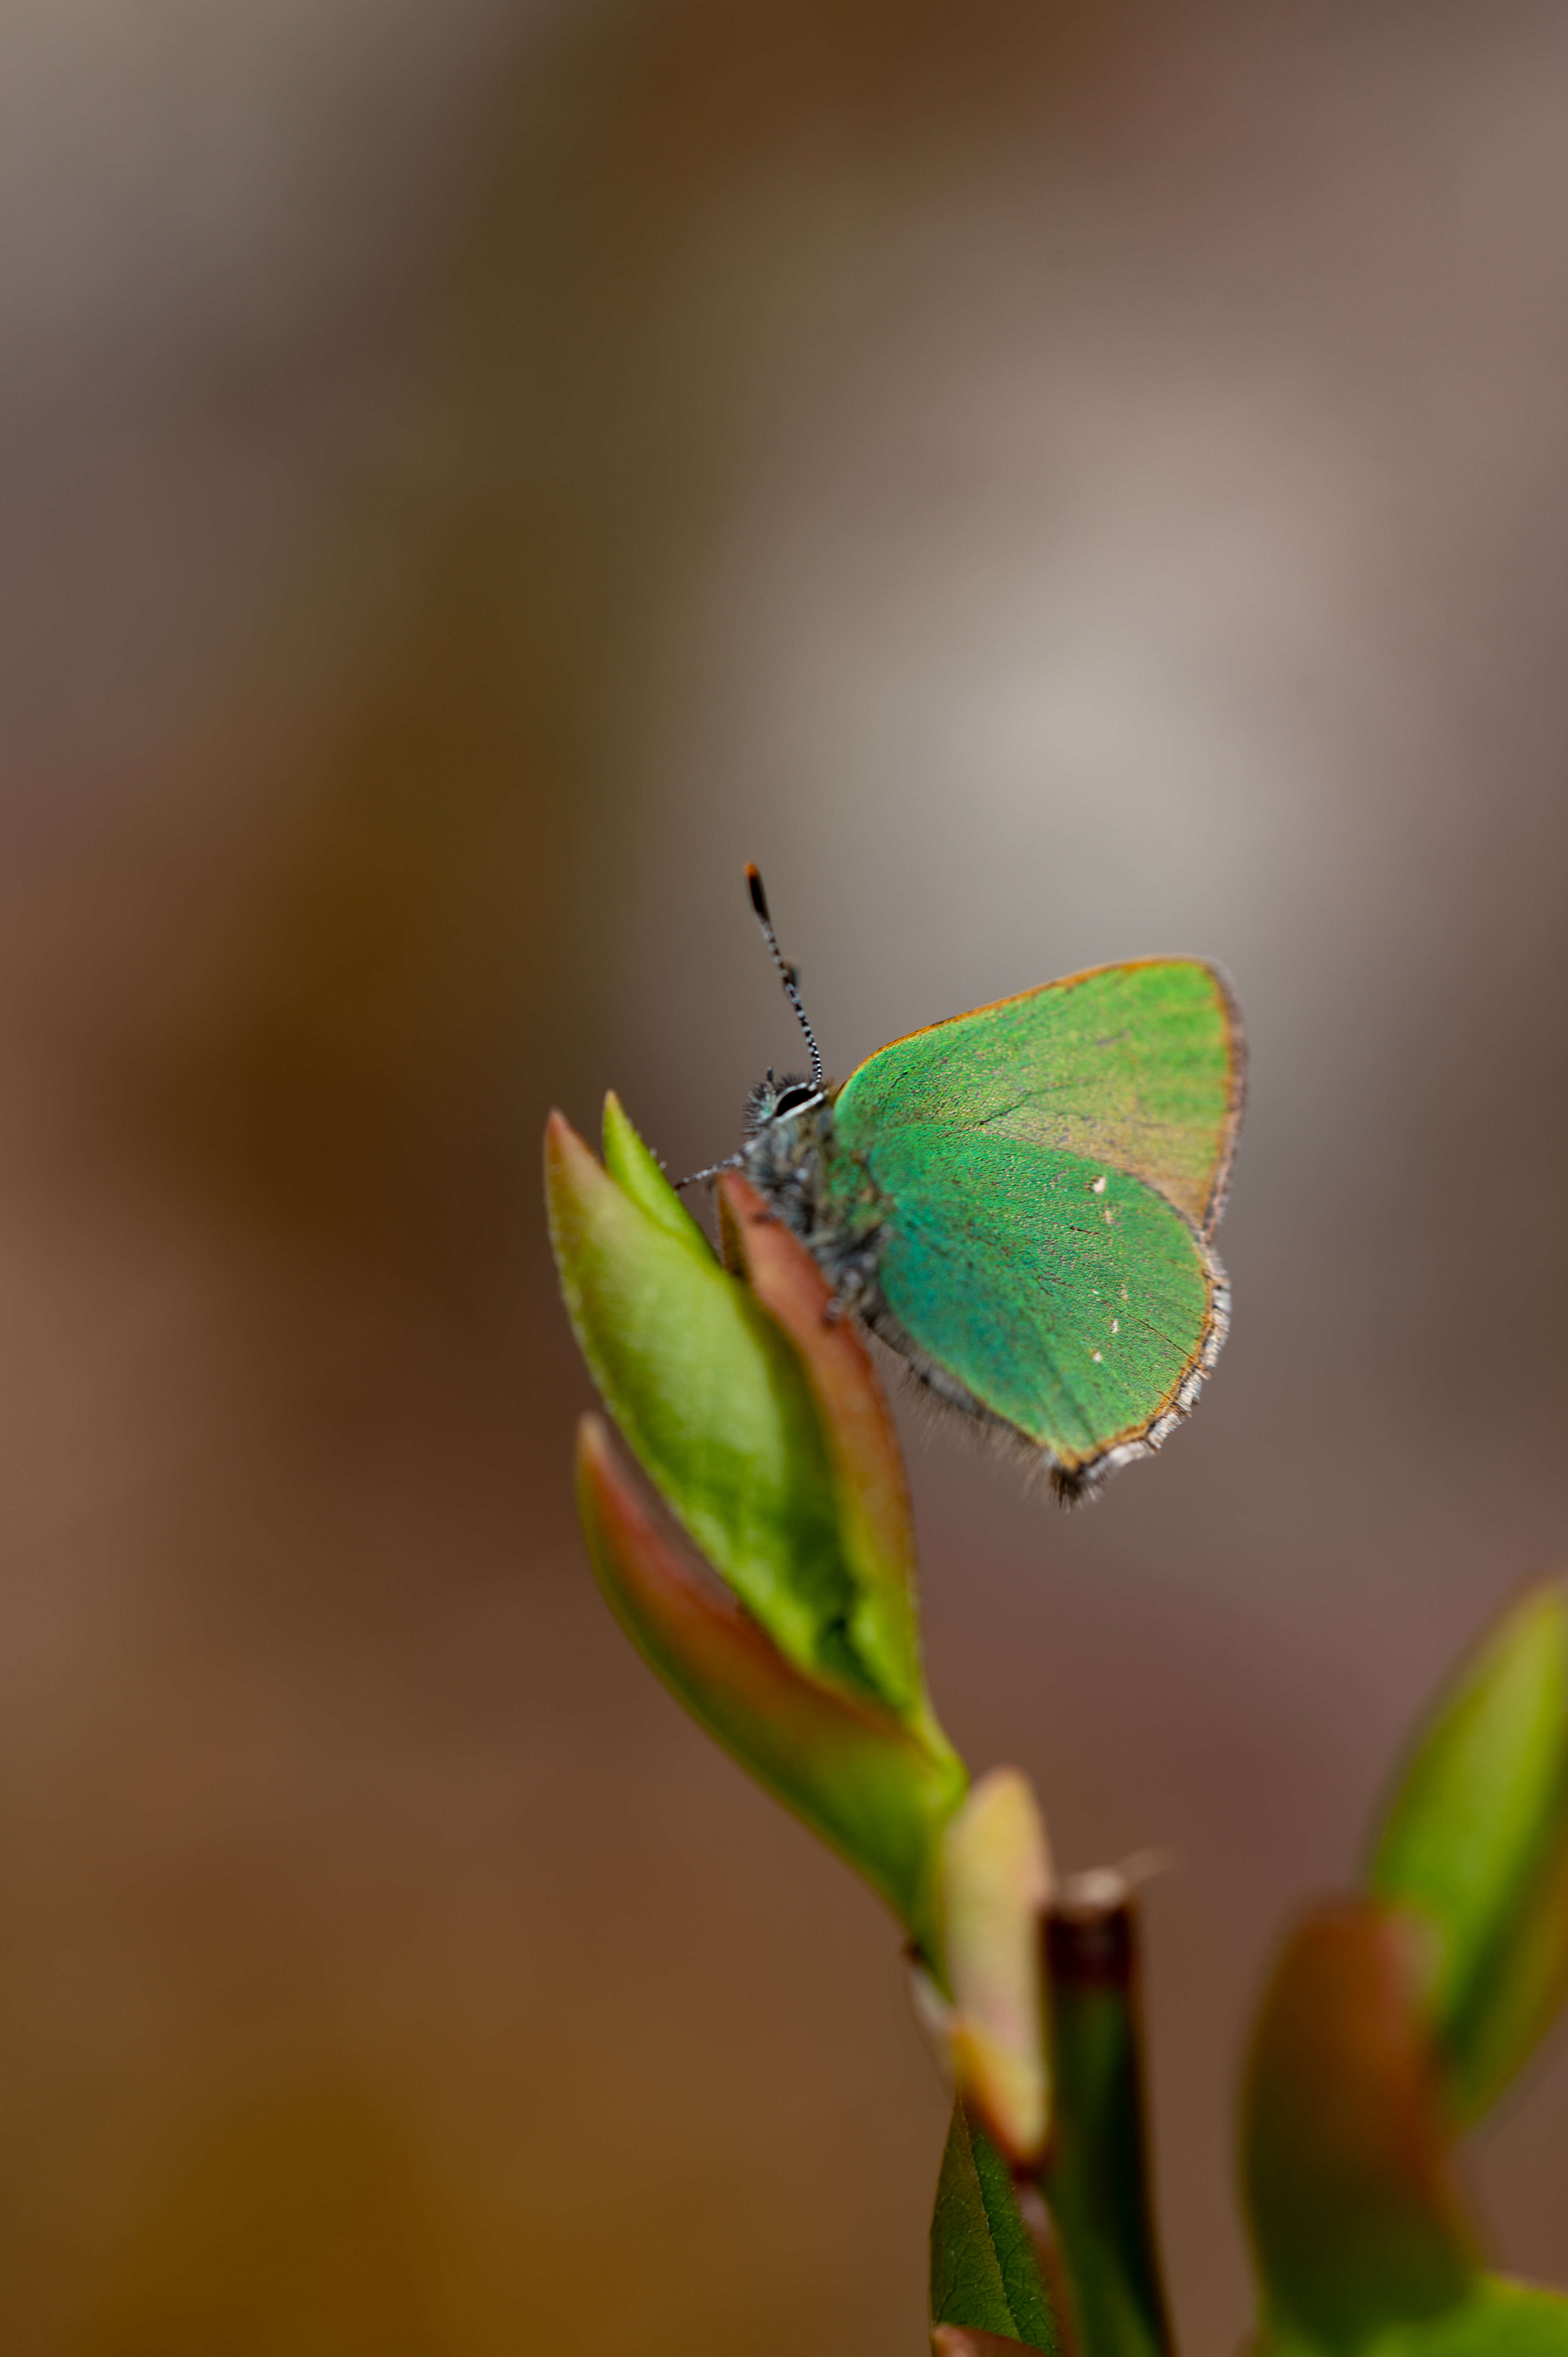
top-left (773, 1083), bottom-right (823, 1119)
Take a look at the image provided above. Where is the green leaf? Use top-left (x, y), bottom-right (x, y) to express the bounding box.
top-left (1368, 1585), bottom-right (1568, 2122)
top-left (576, 1414), bottom-right (964, 1945)
top-left (546, 1106), bottom-right (880, 1703)
top-left (551, 1099), bottom-right (968, 1947)
top-left (1038, 1878), bottom-right (1175, 2357)
top-left (1374, 2281), bottom-right (1568, 2357)
top-left (600, 1091), bottom-right (716, 1265)
top-left (1440, 1833), bottom-right (1568, 2131)
top-left (1262, 2277), bottom-right (1568, 2357)
top-left (930, 2105), bottom-right (1060, 2352)
top-left (1241, 1902), bottom-right (1477, 2350)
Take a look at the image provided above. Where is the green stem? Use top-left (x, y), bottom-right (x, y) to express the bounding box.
top-left (1034, 1875), bottom-right (1177, 2357)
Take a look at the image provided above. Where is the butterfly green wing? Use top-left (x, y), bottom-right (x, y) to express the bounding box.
top-left (834, 960), bottom-right (1242, 1236)
top-left (829, 961), bottom-right (1242, 1492)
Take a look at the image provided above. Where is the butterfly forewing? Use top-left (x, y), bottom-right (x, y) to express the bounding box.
top-left (832, 958), bottom-right (1242, 1238)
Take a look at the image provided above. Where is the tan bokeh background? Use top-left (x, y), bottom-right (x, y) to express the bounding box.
top-left (4, 1), bottom-right (1568, 2349)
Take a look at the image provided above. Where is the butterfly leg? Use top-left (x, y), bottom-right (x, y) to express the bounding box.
top-left (673, 1152), bottom-right (744, 1190)
top-left (820, 1239), bottom-right (881, 1327)
top-left (824, 1273), bottom-right (868, 1326)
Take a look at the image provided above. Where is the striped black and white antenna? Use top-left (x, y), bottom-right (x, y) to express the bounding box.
top-left (746, 863), bottom-right (824, 1088)
top-left (674, 866), bottom-right (825, 1189)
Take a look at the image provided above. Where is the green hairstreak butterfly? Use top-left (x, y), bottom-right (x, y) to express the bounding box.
top-left (683, 867), bottom-right (1244, 1502)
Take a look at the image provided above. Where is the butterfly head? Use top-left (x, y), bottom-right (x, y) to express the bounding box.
top-left (745, 1070), bottom-right (828, 1136)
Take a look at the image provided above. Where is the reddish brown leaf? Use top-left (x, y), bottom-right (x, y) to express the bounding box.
top-left (717, 1175), bottom-right (913, 1572)
top-left (575, 1414), bottom-right (962, 1938)
top-left (1242, 1900), bottom-right (1477, 2341)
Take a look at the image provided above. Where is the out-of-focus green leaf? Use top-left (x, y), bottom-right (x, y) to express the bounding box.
top-left (1439, 1830), bottom-right (1568, 2132)
top-left (546, 1106), bottom-right (878, 1703)
top-left (930, 2104), bottom-right (1060, 2353)
top-left (933, 1771), bottom-right (1053, 2166)
top-left (716, 1170), bottom-right (938, 1736)
top-left (1263, 2277), bottom-right (1568, 2357)
top-left (1039, 1875), bottom-right (1174, 2357)
top-left (1373, 2280), bottom-right (1568, 2357)
top-left (1368, 1585), bottom-right (1568, 2123)
top-left (576, 1414), bottom-right (964, 1945)
top-left (1242, 1902), bottom-right (1477, 2350)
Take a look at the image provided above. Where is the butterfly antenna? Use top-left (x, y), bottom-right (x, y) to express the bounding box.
top-left (746, 864), bottom-right (824, 1087)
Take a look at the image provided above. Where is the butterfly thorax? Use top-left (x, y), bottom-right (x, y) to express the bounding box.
top-left (739, 1074), bottom-right (887, 1303)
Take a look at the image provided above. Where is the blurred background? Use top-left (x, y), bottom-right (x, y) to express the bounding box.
top-left (4, 0), bottom-right (1568, 2348)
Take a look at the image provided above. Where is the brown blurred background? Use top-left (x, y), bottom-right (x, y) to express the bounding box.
top-left (3, 0), bottom-right (1568, 2348)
